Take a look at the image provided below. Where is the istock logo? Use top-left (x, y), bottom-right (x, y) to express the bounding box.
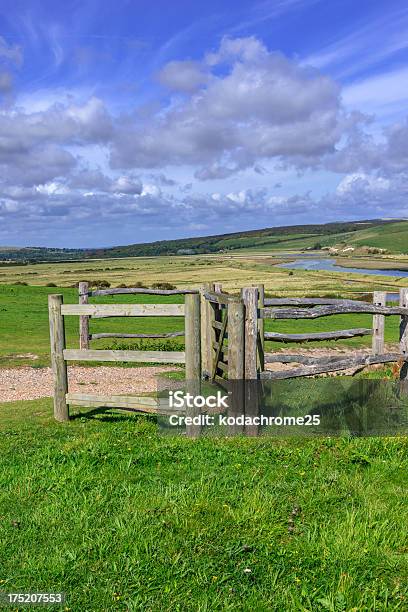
top-left (168, 390), bottom-right (230, 409)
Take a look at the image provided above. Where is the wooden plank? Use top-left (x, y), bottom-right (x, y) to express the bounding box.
top-left (63, 349), bottom-right (185, 363)
top-left (90, 288), bottom-right (198, 296)
top-left (217, 361), bottom-right (228, 373)
top-left (211, 320), bottom-right (224, 331)
top-left (61, 303), bottom-right (185, 317)
top-left (48, 295), bottom-right (69, 421)
top-left (264, 297), bottom-right (368, 306)
top-left (260, 352), bottom-right (404, 380)
top-left (90, 332), bottom-right (184, 340)
top-left (66, 392), bottom-right (158, 407)
top-left (200, 283), bottom-right (213, 377)
top-left (262, 304), bottom-right (408, 319)
top-left (264, 328), bottom-right (373, 342)
top-left (212, 341), bottom-right (228, 353)
top-left (400, 288), bottom-right (408, 385)
top-left (211, 313), bottom-right (228, 380)
top-left (209, 297), bottom-right (223, 379)
top-left (79, 281), bottom-right (89, 350)
top-left (242, 287), bottom-right (258, 379)
top-left (257, 284), bottom-right (265, 372)
top-left (203, 291), bottom-right (232, 306)
top-left (265, 353), bottom-right (347, 365)
top-left (228, 300), bottom-right (245, 379)
top-left (372, 291), bottom-right (386, 355)
top-left (185, 293), bottom-right (201, 380)
top-left (185, 291), bottom-right (202, 438)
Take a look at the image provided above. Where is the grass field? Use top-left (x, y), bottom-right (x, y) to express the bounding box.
top-left (1, 250), bottom-right (408, 292)
top-left (0, 399), bottom-right (407, 610)
top-left (1, 255), bottom-right (408, 610)
top-left (0, 284), bottom-right (404, 368)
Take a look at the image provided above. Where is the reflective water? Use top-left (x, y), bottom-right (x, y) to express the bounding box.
top-left (277, 257), bottom-right (408, 278)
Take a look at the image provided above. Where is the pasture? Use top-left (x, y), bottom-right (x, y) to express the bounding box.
top-left (0, 284), bottom-right (403, 368)
top-left (0, 399), bottom-right (407, 610)
top-left (1, 256), bottom-right (408, 610)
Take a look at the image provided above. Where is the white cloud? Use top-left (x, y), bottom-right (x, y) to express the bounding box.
top-left (111, 36), bottom-right (354, 178)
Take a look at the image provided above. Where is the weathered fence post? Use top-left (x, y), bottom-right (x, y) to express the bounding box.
top-left (242, 287), bottom-right (260, 436)
top-left (241, 287), bottom-right (258, 379)
top-left (228, 298), bottom-right (245, 379)
top-left (228, 298), bottom-right (245, 434)
top-left (185, 293), bottom-right (201, 381)
top-left (200, 282), bottom-right (214, 378)
top-left (257, 284), bottom-right (265, 373)
top-left (79, 281), bottom-right (89, 349)
top-left (372, 291), bottom-right (386, 355)
top-left (399, 288), bottom-right (408, 385)
top-left (185, 292), bottom-right (201, 438)
top-left (48, 294), bottom-right (69, 421)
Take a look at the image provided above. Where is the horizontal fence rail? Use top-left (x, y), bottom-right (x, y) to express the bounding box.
top-left (66, 393), bottom-right (159, 410)
top-left (87, 287), bottom-right (199, 297)
top-left (49, 291), bottom-right (201, 421)
top-left (264, 328), bottom-right (373, 342)
top-left (203, 291), bottom-right (235, 306)
top-left (63, 349), bottom-right (186, 363)
top-left (62, 304), bottom-right (185, 317)
top-left (263, 304), bottom-right (408, 320)
top-left (264, 297), bottom-right (369, 307)
top-left (261, 352), bottom-right (405, 380)
top-left (65, 393), bottom-right (183, 414)
top-left (89, 331), bottom-right (184, 340)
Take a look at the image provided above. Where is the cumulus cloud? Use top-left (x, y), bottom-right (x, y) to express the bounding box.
top-left (157, 60), bottom-right (210, 92)
top-left (2, 34), bottom-right (408, 245)
top-left (110, 36), bottom-right (354, 177)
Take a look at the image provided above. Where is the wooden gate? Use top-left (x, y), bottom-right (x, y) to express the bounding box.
top-left (201, 284), bottom-right (265, 383)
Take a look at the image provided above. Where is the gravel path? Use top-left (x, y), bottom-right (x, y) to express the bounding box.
top-left (0, 366), bottom-right (179, 403)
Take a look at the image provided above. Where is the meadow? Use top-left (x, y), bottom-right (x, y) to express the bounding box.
top-left (0, 283), bottom-right (403, 368)
top-left (0, 399), bottom-right (407, 611)
top-left (1, 253), bottom-right (408, 610)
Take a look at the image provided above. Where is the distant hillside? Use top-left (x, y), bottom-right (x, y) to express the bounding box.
top-left (0, 219), bottom-right (406, 263)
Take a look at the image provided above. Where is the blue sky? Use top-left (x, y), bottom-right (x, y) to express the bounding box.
top-left (1, 0), bottom-right (408, 247)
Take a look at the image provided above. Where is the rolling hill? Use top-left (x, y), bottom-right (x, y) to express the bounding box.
top-left (0, 219), bottom-right (407, 263)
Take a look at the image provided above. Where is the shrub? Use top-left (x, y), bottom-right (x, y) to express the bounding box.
top-left (116, 283), bottom-right (128, 288)
top-left (288, 271), bottom-right (294, 276)
top-left (12, 281), bottom-right (28, 285)
top-left (94, 280), bottom-right (111, 289)
top-left (132, 281), bottom-right (147, 288)
top-left (112, 339), bottom-right (184, 352)
top-left (46, 282), bottom-right (57, 287)
top-left (151, 282), bottom-right (176, 290)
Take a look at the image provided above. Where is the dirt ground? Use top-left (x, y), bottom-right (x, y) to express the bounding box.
top-left (0, 365), bottom-right (179, 403)
top-left (0, 346), bottom-right (397, 403)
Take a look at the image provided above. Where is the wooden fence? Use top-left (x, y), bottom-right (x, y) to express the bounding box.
top-left (49, 283), bottom-right (408, 421)
top-left (201, 285), bottom-right (408, 384)
top-left (48, 287), bottom-right (200, 421)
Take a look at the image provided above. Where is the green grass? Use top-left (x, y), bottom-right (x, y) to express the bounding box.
top-left (0, 398), bottom-right (407, 610)
top-left (347, 221), bottom-right (408, 254)
top-left (0, 285), bottom-right (404, 367)
top-left (0, 285), bottom-right (185, 367)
